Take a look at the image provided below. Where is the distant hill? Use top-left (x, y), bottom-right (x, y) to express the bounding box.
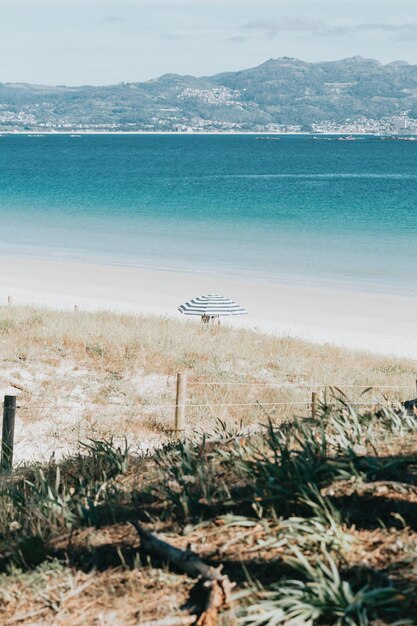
top-left (2, 56), bottom-right (417, 132)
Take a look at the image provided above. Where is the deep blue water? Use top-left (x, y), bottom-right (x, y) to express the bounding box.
top-left (0, 134), bottom-right (416, 294)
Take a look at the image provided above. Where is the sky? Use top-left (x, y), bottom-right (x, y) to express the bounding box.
top-left (1, 0), bottom-right (417, 85)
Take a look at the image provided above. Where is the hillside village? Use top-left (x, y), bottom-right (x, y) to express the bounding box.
top-left (2, 57), bottom-right (417, 134)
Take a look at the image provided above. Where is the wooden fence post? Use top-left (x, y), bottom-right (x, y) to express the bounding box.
top-left (311, 392), bottom-right (318, 419)
top-left (175, 372), bottom-right (188, 437)
top-left (1, 395), bottom-right (16, 472)
top-left (7, 296), bottom-right (12, 306)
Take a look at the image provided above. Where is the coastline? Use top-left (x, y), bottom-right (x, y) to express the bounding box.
top-left (1, 254), bottom-right (417, 359)
top-left (0, 131), bottom-right (314, 136)
top-left (0, 131), bottom-right (404, 136)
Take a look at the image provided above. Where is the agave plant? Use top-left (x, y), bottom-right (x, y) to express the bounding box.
top-left (0, 437), bottom-right (131, 545)
top-left (325, 407), bottom-right (374, 453)
top-left (238, 419), bottom-right (356, 516)
top-left (78, 437), bottom-right (129, 480)
top-left (220, 482), bottom-right (352, 559)
top-left (238, 550), bottom-right (407, 626)
top-left (153, 438), bottom-right (233, 519)
top-left (295, 485), bottom-right (353, 555)
top-left (2, 466), bottom-right (78, 540)
top-left (378, 405), bottom-right (417, 436)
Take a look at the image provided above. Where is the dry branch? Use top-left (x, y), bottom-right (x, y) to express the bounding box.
top-left (138, 617), bottom-right (197, 626)
top-left (132, 521), bottom-right (235, 626)
top-left (196, 577), bottom-right (236, 626)
top-left (360, 480), bottom-right (417, 494)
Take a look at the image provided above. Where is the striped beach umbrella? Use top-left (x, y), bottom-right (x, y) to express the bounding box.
top-left (178, 294), bottom-right (247, 323)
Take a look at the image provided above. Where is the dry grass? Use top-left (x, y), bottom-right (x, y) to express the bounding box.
top-left (1, 401), bottom-right (417, 625)
top-left (0, 559), bottom-right (193, 625)
top-left (0, 304), bottom-right (416, 464)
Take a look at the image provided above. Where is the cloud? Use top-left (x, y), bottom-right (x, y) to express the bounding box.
top-left (354, 22), bottom-right (417, 41)
top-left (312, 26), bottom-right (352, 38)
top-left (228, 35), bottom-right (247, 44)
top-left (100, 15), bottom-right (125, 24)
top-left (394, 27), bottom-right (417, 41)
top-left (356, 23), bottom-right (414, 32)
top-left (243, 16), bottom-right (326, 38)
top-left (241, 17), bottom-right (417, 42)
top-left (161, 32), bottom-right (183, 41)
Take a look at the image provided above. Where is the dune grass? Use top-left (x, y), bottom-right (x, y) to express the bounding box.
top-left (0, 305), bottom-right (416, 464)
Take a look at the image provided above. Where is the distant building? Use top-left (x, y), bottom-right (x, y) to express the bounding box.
top-left (393, 117), bottom-right (407, 134)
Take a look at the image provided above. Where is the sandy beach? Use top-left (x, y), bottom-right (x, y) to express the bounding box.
top-left (1, 255), bottom-right (417, 358)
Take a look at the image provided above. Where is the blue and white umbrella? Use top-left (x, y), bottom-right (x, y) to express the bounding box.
top-left (178, 294), bottom-right (247, 321)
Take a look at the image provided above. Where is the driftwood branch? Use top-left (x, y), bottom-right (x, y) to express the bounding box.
top-left (359, 480), bottom-right (417, 494)
top-left (139, 617), bottom-right (197, 626)
top-left (132, 521), bottom-right (235, 626)
top-left (197, 577), bottom-right (235, 626)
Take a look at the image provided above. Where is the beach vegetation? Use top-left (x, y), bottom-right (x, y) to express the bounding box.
top-left (1, 305), bottom-right (417, 463)
top-left (0, 397), bottom-right (416, 623)
top-left (1, 305), bottom-right (417, 623)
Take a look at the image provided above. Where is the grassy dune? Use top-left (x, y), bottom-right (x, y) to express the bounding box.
top-left (0, 305), bottom-right (416, 464)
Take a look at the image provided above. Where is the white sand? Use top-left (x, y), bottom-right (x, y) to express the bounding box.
top-left (1, 255), bottom-right (417, 359)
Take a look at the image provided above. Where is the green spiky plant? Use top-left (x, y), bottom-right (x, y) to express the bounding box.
top-left (153, 438), bottom-right (234, 519)
top-left (236, 419), bottom-right (358, 517)
top-left (238, 550), bottom-right (408, 626)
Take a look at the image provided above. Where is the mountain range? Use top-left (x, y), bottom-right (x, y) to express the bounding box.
top-left (1, 56), bottom-right (417, 132)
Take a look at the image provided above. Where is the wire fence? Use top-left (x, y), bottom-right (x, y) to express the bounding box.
top-left (2, 374), bottom-right (417, 470)
top-left (188, 382), bottom-right (417, 389)
top-left (10, 375), bottom-right (417, 415)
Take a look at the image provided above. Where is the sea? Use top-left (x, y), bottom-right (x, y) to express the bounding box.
top-left (0, 133), bottom-right (416, 295)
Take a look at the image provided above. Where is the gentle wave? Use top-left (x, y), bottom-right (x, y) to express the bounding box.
top-left (204, 173), bottom-right (417, 179)
top-left (4, 247), bottom-right (417, 298)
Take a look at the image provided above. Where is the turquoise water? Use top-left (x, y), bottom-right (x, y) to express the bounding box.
top-left (0, 134), bottom-right (416, 294)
